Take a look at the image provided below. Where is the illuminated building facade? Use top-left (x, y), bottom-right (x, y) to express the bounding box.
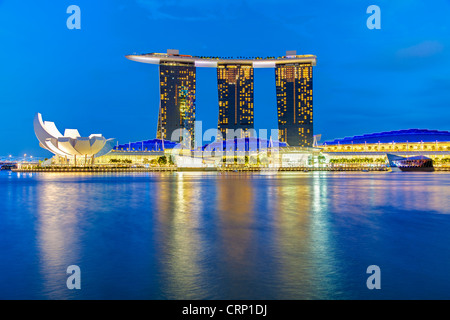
top-left (158, 60), bottom-right (196, 146)
top-left (217, 64), bottom-right (254, 139)
top-left (95, 139), bottom-right (177, 165)
top-left (126, 50), bottom-right (317, 147)
top-left (320, 129), bottom-right (450, 169)
top-left (276, 61), bottom-right (313, 147)
top-left (321, 129), bottom-right (450, 154)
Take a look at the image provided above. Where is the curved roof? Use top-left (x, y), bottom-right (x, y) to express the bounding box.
top-left (322, 129), bottom-right (450, 145)
top-left (34, 113), bottom-right (115, 157)
top-left (203, 137), bottom-right (287, 152)
top-left (114, 139), bottom-right (178, 152)
top-left (126, 52), bottom-right (317, 68)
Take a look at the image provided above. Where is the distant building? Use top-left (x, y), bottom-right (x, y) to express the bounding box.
top-left (217, 64), bottom-right (254, 139)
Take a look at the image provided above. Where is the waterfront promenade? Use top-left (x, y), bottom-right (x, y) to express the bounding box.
top-left (11, 165), bottom-right (393, 173)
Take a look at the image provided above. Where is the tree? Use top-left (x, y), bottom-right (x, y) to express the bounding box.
top-left (318, 155), bottom-right (326, 165)
top-left (158, 156), bottom-right (168, 166)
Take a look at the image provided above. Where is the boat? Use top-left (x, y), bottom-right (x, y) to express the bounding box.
top-left (387, 154), bottom-right (434, 172)
top-left (386, 153), bottom-right (403, 172)
top-left (0, 163), bottom-right (17, 170)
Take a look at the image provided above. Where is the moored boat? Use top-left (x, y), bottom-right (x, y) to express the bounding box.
top-left (392, 155), bottom-right (434, 172)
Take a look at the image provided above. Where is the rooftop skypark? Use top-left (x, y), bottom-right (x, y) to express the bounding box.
top-left (126, 49), bottom-right (317, 68)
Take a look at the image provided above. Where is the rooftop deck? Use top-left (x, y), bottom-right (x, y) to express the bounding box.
top-left (126, 50), bottom-right (317, 68)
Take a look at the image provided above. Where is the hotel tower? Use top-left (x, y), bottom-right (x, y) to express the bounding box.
top-left (157, 50), bottom-right (196, 146)
top-left (126, 50), bottom-right (316, 147)
top-left (217, 63), bottom-right (254, 139)
top-left (275, 53), bottom-right (314, 147)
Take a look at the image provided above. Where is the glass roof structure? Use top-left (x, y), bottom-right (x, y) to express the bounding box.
top-left (322, 129), bottom-right (450, 146)
top-left (114, 139), bottom-right (177, 151)
top-left (202, 137), bottom-right (287, 152)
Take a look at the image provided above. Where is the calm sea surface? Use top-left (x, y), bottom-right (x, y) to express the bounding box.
top-left (0, 170), bottom-right (450, 299)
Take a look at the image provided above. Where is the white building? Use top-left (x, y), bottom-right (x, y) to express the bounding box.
top-left (33, 113), bottom-right (115, 165)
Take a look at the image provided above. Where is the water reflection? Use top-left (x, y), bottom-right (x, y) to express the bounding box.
top-left (36, 174), bottom-right (84, 299)
top-left (154, 173), bottom-right (207, 299)
top-left (1, 171), bottom-right (450, 299)
top-left (271, 174), bottom-right (314, 298)
top-left (309, 173), bottom-right (341, 298)
top-left (216, 175), bottom-right (254, 268)
top-left (263, 173), bottom-right (339, 299)
top-left (214, 175), bottom-right (256, 298)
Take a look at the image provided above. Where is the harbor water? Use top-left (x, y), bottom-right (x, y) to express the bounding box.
top-left (1, 171), bottom-right (449, 299)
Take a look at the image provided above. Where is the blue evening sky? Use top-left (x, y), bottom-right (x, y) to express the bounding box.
top-left (0, 0), bottom-right (449, 157)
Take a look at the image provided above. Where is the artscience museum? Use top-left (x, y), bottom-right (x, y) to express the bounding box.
top-left (33, 113), bottom-right (116, 165)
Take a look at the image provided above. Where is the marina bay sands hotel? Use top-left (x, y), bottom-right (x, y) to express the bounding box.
top-left (126, 50), bottom-right (317, 147)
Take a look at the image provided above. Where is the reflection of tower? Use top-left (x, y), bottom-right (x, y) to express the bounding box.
top-left (272, 176), bottom-right (315, 298)
top-left (217, 64), bottom-right (254, 139)
top-left (154, 175), bottom-right (205, 298)
top-left (216, 177), bottom-right (254, 267)
top-left (157, 62), bottom-right (196, 145)
top-left (275, 62), bottom-right (313, 147)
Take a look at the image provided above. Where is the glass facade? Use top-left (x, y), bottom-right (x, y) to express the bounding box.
top-left (114, 139), bottom-right (177, 151)
top-left (158, 62), bottom-right (196, 146)
top-left (275, 63), bottom-right (313, 147)
top-left (217, 64), bottom-right (254, 139)
top-left (203, 137), bottom-right (287, 152)
top-left (320, 129), bottom-right (450, 153)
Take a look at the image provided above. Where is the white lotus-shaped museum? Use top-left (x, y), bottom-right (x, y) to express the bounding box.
top-left (34, 113), bottom-right (115, 162)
